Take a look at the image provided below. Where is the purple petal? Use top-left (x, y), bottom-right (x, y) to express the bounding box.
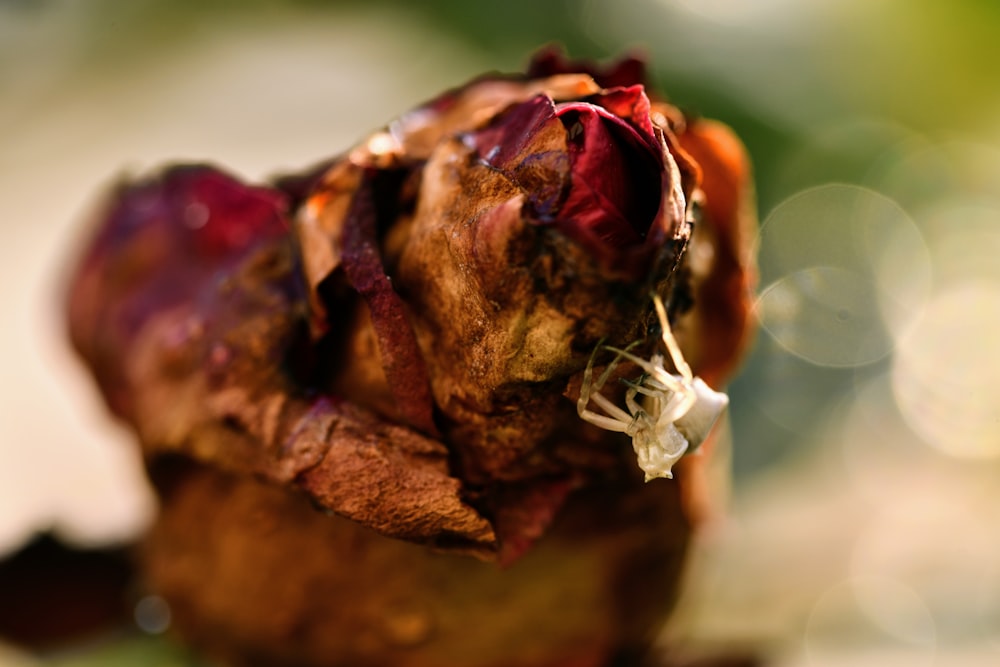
top-left (67, 165), bottom-right (291, 416)
top-left (161, 165), bottom-right (289, 258)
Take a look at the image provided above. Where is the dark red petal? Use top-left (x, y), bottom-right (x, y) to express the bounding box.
top-left (492, 476), bottom-right (579, 567)
top-left (588, 85), bottom-right (658, 145)
top-left (472, 92), bottom-right (667, 264)
top-left (161, 165), bottom-right (289, 258)
top-left (555, 101), bottom-right (663, 249)
top-left (67, 165), bottom-right (292, 418)
top-left (79, 165), bottom-right (289, 273)
top-left (526, 45), bottom-right (648, 89)
top-left (340, 170), bottom-right (439, 437)
top-left (475, 95), bottom-right (555, 171)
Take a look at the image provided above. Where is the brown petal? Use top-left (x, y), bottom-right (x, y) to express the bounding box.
top-left (671, 119), bottom-right (757, 527)
top-left (67, 166), bottom-right (492, 553)
top-left (295, 400), bottom-right (496, 555)
top-left (676, 119), bottom-right (758, 387)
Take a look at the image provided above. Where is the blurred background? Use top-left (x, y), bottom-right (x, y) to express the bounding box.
top-left (1, 0), bottom-right (999, 664)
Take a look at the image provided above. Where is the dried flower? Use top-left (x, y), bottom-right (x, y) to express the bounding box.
top-left (66, 48), bottom-right (755, 667)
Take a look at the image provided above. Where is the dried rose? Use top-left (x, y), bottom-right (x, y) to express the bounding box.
top-left (67, 49), bottom-right (755, 667)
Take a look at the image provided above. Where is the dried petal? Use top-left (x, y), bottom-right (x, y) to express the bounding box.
top-left (67, 165), bottom-right (492, 552)
top-left (556, 95), bottom-right (662, 249)
top-left (338, 170), bottom-right (439, 436)
top-left (67, 165), bottom-right (289, 417)
top-left (675, 119), bottom-right (757, 386)
top-left (527, 45), bottom-right (648, 89)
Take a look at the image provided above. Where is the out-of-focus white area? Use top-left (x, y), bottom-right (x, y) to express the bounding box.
top-left (0, 2), bottom-right (487, 556)
top-left (2, 0), bottom-right (999, 665)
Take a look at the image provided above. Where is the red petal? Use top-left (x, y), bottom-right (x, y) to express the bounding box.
top-left (588, 85), bottom-right (657, 143)
top-left (162, 166), bottom-right (289, 258)
top-left (526, 46), bottom-right (648, 89)
top-left (555, 100), bottom-right (662, 249)
top-left (340, 171), bottom-right (440, 437)
top-left (67, 165), bottom-right (291, 416)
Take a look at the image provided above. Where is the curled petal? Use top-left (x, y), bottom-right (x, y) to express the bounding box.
top-left (527, 45), bottom-right (649, 89)
top-left (474, 95), bottom-right (570, 218)
top-left (338, 171), bottom-right (439, 436)
top-left (676, 119), bottom-right (757, 386)
top-left (556, 97), bottom-right (662, 249)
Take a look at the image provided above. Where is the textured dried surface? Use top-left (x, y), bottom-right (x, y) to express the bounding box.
top-left (66, 164), bottom-right (494, 552)
top-left (144, 459), bottom-right (689, 667)
top-left (66, 49), bottom-right (756, 666)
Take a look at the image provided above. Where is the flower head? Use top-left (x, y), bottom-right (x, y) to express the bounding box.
top-left (67, 49), bottom-right (755, 566)
top-left (65, 48), bottom-right (758, 667)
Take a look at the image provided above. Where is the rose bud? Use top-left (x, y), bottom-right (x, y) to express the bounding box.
top-left (66, 49), bottom-right (755, 667)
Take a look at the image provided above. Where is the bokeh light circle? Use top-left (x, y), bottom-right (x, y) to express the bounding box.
top-left (804, 577), bottom-right (937, 667)
top-left (851, 499), bottom-right (999, 643)
top-left (756, 184), bottom-right (930, 366)
top-left (758, 266), bottom-right (891, 366)
top-left (892, 283), bottom-right (1000, 460)
top-left (914, 199), bottom-right (1000, 288)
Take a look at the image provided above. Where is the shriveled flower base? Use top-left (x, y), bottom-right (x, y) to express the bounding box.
top-left (144, 458), bottom-right (688, 667)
